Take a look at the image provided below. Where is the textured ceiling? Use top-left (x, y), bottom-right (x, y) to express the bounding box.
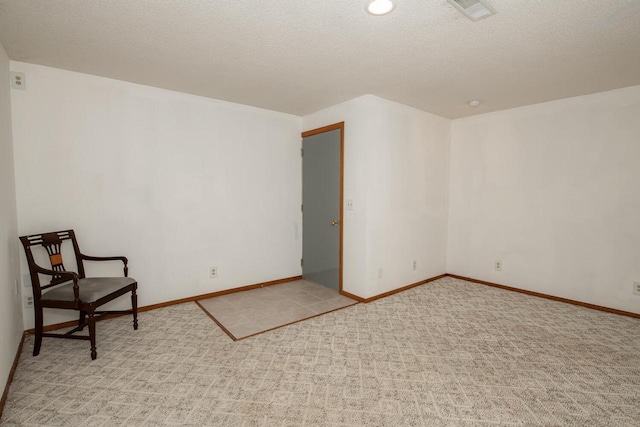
top-left (0, 0), bottom-right (639, 118)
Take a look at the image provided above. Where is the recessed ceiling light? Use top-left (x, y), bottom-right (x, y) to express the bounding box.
top-left (366, 0), bottom-right (395, 16)
top-left (468, 100), bottom-right (481, 107)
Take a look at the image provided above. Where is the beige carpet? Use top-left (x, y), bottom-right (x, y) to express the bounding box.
top-left (197, 279), bottom-right (358, 340)
top-left (2, 276), bottom-right (640, 425)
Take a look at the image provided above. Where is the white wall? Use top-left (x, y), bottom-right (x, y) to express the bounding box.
top-left (0, 44), bottom-right (23, 400)
top-left (448, 85), bottom-right (640, 314)
top-left (303, 95), bottom-right (450, 299)
top-left (10, 60), bottom-right (637, 332)
top-left (11, 62), bottom-right (302, 329)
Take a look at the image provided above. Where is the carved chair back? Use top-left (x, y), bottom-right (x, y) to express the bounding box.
top-left (19, 230), bottom-right (86, 297)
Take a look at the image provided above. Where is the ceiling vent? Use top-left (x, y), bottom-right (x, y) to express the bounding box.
top-left (447, 0), bottom-right (496, 21)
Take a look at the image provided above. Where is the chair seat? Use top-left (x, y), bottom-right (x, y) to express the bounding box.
top-left (42, 277), bottom-right (137, 303)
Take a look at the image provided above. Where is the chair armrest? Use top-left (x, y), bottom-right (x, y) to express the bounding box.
top-left (80, 254), bottom-right (129, 277)
top-left (81, 254), bottom-right (128, 263)
top-left (32, 265), bottom-right (80, 302)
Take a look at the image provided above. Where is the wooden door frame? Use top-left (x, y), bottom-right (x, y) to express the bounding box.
top-left (301, 121), bottom-right (344, 294)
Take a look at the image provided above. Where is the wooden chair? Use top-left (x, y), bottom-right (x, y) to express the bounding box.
top-left (20, 229), bottom-right (138, 360)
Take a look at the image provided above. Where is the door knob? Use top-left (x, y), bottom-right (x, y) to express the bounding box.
top-left (331, 220), bottom-right (339, 226)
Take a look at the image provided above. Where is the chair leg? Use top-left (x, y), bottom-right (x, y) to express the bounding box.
top-left (88, 313), bottom-right (97, 360)
top-left (33, 305), bottom-right (43, 357)
top-left (131, 289), bottom-right (138, 330)
top-left (78, 311), bottom-right (86, 331)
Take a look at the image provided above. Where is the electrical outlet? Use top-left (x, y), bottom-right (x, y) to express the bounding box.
top-left (378, 268), bottom-right (384, 279)
top-left (633, 282), bottom-right (640, 296)
top-left (24, 295), bottom-right (34, 308)
top-left (495, 260), bottom-right (503, 271)
top-left (345, 199), bottom-right (354, 210)
top-left (10, 71), bottom-right (26, 90)
top-left (209, 267), bottom-right (218, 278)
top-left (412, 259), bottom-right (417, 271)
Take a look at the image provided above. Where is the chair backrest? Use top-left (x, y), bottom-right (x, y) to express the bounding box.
top-left (20, 230), bottom-right (86, 296)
